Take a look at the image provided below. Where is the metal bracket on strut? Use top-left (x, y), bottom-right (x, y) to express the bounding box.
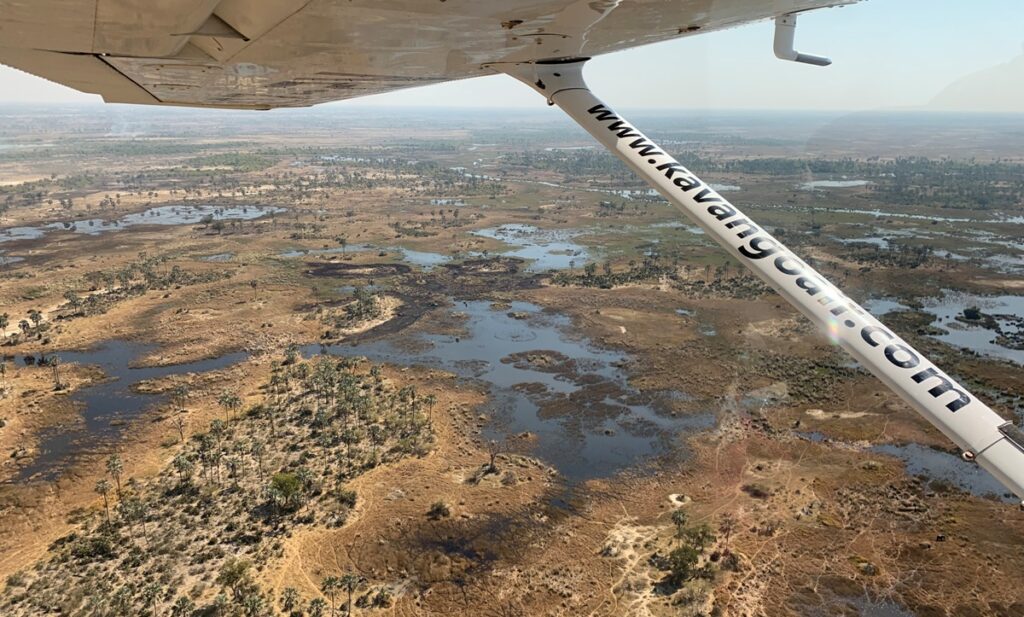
top-left (774, 14), bottom-right (831, 66)
top-left (999, 422), bottom-right (1024, 452)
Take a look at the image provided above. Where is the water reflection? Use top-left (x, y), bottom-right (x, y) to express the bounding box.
top-left (304, 300), bottom-right (712, 481)
top-left (17, 341), bottom-right (248, 482)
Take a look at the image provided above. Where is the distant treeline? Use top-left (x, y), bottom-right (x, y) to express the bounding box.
top-left (503, 151), bottom-right (1024, 211)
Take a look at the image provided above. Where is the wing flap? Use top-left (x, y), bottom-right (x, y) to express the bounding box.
top-left (0, 47), bottom-right (160, 105)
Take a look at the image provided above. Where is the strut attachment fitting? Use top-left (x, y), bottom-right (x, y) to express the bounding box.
top-left (774, 14), bottom-right (831, 66)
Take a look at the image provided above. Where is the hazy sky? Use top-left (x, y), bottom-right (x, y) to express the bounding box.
top-left (0, 0), bottom-right (1021, 112)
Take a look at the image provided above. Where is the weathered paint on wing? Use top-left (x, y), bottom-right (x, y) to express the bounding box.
top-left (0, 0), bottom-right (855, 109)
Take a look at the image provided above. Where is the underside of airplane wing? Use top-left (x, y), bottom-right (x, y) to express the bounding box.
top-left (0, 0), bottom-right (853, 110)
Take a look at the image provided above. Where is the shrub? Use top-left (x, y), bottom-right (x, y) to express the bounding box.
top-left (427, 501), bottom-right (450, 520)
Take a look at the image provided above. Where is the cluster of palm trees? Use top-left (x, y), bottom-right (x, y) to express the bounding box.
top-left (3, 349), bottom-right (435, 617)
top-left (337, 288), bottom-right (381, 327)
top-left (318, 574), bottom-right (367, 616)
top-left (92, 453), bottom-right (149, 545)
top-left (551, 253), bottom-right (674, 289)
top-left (0, 309), bottom-right (47, 346)
top-left (60, 254), bottom-right (230, 319)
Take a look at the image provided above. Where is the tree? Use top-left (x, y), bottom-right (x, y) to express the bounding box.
top-left (665, 546), bottom-right (700, 586)
top-left (219, 390), bottom-right (242, 421)
top-left (320, 576), bottom-right (340, 616)
top-left (173, 384), bottom-right (190, 411)
top-left (172, 453), bottom-right (195, 486)
top-left (172, 415), bottom-right (187, 443)
top-left (211, 418), bottom-right (227, 443)
top-left (309, 598), bottom-right (328, 617)
top-left (251, 440), bottom-right (266, 480)
top-left (48, 355), bottom-right (64, 390)
top-left (217, 557), bottom-right (254, 602)
top-left (281, 587), bottom-right (301, 614)
top-left (719, 513), bottom-right (738, 553)
top-left (269, 472), bottom-right (304, 511)
top-left (682, 523), bottom-right (716, 552)
top-left (94, 479), bottom-right (111, 526)
top-left (140, 582), bottom-right (161, 611)
top-left (340, 573), bottom-right (365, 616)
top-left (486, 439), bottom-right (503, 473)
top-left (367, 424), bottom-right (385, 462)
top-left (671, 510), bottom-right (688, 540)
top-left (106, 453), bottom-right (124, 498)
top-left (424, 393), bottom-right (437, 422)
top-left (242, 592), bottom-right (266, 617)
top-left (63, 290), bottom-right (82, 310)
top-left (171, 596), bottom-right (196, 617)
top-left (118, 496), bottom-right (148, 546)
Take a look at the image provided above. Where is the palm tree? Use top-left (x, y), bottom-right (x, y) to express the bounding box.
top-left (340, 573), bottom-right (365, 615)
top-left (49, 355), bottom-right (62, 390)
top-left (280, 587), bottom-right (300, 614)
top-left (424, 394), bottom-right (437, 422)
top-left (106, 454), bottom-right (124, 498)
top-left (94, 479), bottom-right (111, 525)
top-left (251, 440), bottom-right (266, 480)
top-left (219, 390), bottom-right (242, 421)
top-left (367, 425), bottom-right (384, 462)
top-left (309, 598), bottom-right (328, 617)
top-left (320, 576), bottom-right (340, 615)
top-left (119, 496), bottom-right (149, 546)
top-left (210, 418), bottom-right (226, 443)
top-left (140, 582), bottom-right (161, 611)
top-left (172, 453), bottom-right (194, 486)
top-left (173, 384), bottom-right (189, 411)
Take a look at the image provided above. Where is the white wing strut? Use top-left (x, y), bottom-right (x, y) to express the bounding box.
top-left (497, 59), bottom-right (1024, 504)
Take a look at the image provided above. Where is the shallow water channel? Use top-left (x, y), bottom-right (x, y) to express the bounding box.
top-left (864, 292), bottom-right (1024, 365)
top-left (16, 341), bottom-right (247, 482)
top-left (472, 224), bottom-right (590, 272)
top-left (305, 300), bottom-right (712, 482)
top-left (0, 205), bottom-right (281, 246)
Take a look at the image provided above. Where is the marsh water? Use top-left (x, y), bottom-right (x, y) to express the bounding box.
top-left (13, 289), bottom-right (1019, 512)
top-left (17, 300), bottom-right (710, 486)
top-left (305, 300), bottom-right (713, 482)
top-left (865, 292), bottom-right (1024, 365)
top-left (16, 341), bottom-right (247, 482)
top-left (473, 224), bottom-right (590, 272)
top-left (873, 443), bottom-right (1015, 502)
top-left (0, 205), bottom-right (283, 268)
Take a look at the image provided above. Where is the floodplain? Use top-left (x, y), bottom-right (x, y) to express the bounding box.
top-left (0, 105), bottom-right (1022, 616)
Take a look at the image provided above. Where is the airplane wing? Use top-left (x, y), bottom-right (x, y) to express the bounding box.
top-left (0, 0), bottom-right (854, 110)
